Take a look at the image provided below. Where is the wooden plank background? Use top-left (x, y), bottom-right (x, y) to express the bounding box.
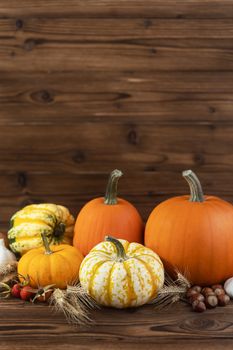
top-left (0, 0), bottom-right (233, 231)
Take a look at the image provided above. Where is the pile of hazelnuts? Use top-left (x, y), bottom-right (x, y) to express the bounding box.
top-left (186, 284), bottom-right (230, 312)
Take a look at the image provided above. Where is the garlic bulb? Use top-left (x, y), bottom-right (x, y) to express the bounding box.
top-left (0, 238), bottom-right (16, 265)
top-left (224, 277), bottom-right (233, 299)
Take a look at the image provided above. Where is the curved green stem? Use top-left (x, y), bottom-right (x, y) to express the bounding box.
top-left (41, 233), bottom-right (53, 255)
top-left (105, 236), bottom-right (127, 261)
top-left (182, 169), bottom-right (204, 202)
top-left (104, 169), bottom-right (123, 205)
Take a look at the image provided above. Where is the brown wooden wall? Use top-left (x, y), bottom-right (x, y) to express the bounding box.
top-left (0, 0), bottom-right (233, 231)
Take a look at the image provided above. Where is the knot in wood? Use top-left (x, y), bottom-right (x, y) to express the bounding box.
top-left (127, 129), bottom-right (139, 145)
top-left (16, 19), bottom-right (23, 29)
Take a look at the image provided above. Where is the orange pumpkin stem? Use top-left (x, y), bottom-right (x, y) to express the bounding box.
top-left (41, 233), bottom-right (53, 255)
top-left (182, 170), bottom-right (204, 202)
top-left (104, 169), bottom-right (123, 205)
top-left (105, 236), bottom-right (127, 261)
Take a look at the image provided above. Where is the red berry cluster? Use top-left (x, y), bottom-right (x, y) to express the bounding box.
top-left (0, 274), bottom-right (54, 302)
top-left (11, 283), bottom-right (34, 301)
top-left (11, 282), bottom-right (53, 302)
top-left (186, 284), bottom-right (230, 312)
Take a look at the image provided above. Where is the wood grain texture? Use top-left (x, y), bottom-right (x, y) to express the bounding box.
top-left (1, 0), bottom-right (233, 18)
top-left (1, 44), bottom-right (233, 72)
top-left (1, 71), bottom-right (233, 124)
top-left (1, 17), bottom-right (233, 72)
top-left (0, 122), bottom-right (232, 229)
top-left (1, 299), bottom-right (233, 350)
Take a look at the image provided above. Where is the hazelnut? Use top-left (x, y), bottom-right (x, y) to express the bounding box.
top-left (189, 293), bottom-right (205, 304)
top-left (192, 285), bottom-right (202, 293)
top-left (186, 288), bottom-right (198, 299)
top-left (192, 300), bottom-right (206, 313)
top-left (218, 294), bottom-right (230, 306)
top-left (214, 288), bottom-right (225, 297)
top-left (205, 295), bottom-right (218, 308)
top-left (202, 287), bottom-right (214, 297)
top-left (212, 284), bottom-right (223, 291)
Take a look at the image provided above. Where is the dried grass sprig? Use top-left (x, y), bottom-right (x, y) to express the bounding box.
top-left (0, 261), bottom-right (17, 276)
top-left (0, 262), bottom-right (18, 284)
top-left (50, 283), bottom-right (99, 326)
top-left (66, 284), bottom-right (100, 310)
top-left (150, 270), bottom-right (191, 309)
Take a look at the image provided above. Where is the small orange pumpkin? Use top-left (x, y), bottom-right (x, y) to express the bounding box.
top-left (18, 233), bottom-right (83, 289)
top-left (145, 170), bottom-right (233, 286)
top-left (73, 169), bottom-right (144, 256)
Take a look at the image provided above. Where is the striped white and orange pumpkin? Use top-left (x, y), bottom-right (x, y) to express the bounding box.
top-left (79, 236), bottom-right (164, 308)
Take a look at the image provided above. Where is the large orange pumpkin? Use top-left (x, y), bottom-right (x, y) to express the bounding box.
top-left (145, 170), bottom-right (233, 286)
top-left (73, 169), bottom-right (144, 256)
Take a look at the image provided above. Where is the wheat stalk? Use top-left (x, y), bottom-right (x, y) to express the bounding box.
top-left (150, 270), bottom-right (191, 309)
top-left (50, 283), bottom-right (99, 326)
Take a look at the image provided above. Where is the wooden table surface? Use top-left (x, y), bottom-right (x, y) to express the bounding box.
top-left (1, 299), bottom-right (233, 350)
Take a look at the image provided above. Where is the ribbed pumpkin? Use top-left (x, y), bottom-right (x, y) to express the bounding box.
top-left (73, 170), bottom-right (144, 256)
top-left (79, 236), bottom-right (164, 308)
top-left (18, 233), bottom-right (83, 289)
top-left (8, 203), bottom-right (74, 255)
top-left (145, 170), bottom-right (233, 286)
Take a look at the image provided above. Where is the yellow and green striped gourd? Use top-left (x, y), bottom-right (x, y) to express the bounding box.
top-left (8, 203), bottom-right (74, 255)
